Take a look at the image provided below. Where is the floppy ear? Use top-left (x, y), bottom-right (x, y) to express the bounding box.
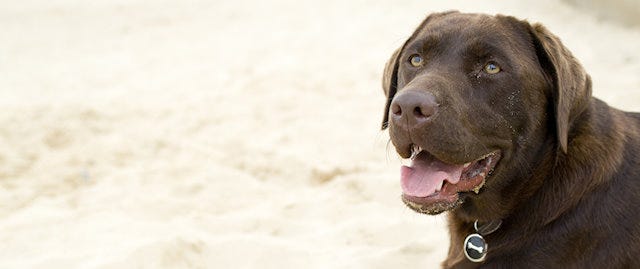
top-left (529, 23), bottom-right (592, 154)
top-left (381, 48), bottom-right (402, 130)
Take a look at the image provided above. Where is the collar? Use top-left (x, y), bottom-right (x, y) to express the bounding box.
top-left (474, 219), bottom-right (502, 236)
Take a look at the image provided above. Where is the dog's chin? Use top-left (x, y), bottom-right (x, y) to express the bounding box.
top-left (402, 194), bottom-right (464, 215)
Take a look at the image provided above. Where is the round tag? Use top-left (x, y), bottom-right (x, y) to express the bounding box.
top-left (463, 233), bottom-right (487, 262)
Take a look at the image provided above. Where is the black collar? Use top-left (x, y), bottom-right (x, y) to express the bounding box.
top-left (474, 219), bottom-right (502, 236)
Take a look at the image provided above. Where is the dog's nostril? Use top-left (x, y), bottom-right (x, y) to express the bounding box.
top-left (392, 104), bottom-right (402, 116)
top-left (413, 107), bottom-right (426, 118)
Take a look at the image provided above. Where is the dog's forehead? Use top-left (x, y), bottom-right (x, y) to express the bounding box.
top-left (403, 13), bottom-right (533, 62)
top-left (412, 13), bottom-right (513, 46)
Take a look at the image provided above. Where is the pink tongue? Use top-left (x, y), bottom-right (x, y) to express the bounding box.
top-left (401, 154), bottom-right (464, 197)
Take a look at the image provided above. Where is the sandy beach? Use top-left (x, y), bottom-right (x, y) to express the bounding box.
top-left (1, 0), bottom-right (639, 268)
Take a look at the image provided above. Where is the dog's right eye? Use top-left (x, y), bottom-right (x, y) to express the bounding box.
top-left (483, 62), bottom-right (501, 74)
top-left (409, 54), bottom-right (424, 67)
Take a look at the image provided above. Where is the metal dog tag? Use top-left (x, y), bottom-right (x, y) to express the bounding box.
top-left (463, 233), bottom-right (487, 262)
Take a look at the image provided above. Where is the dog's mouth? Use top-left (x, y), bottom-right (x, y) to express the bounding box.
top-left (401, 145), bottom-right (501, 215)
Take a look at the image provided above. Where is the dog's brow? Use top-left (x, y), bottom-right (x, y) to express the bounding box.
top-left (406, 34), bottom-right (442, 53)
top-left (420, 37), bottom-right (440, 52)
top-left (463, 40), bottom-right (505, 59)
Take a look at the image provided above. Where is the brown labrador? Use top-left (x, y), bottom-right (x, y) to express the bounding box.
top-left (381, 11), bottom-right (640, 268)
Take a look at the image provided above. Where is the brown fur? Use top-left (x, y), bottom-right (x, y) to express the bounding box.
top-left (381, 11), bottom-right (640, 268)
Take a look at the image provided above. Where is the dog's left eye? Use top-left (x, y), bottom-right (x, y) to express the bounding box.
top-left (409, 54), bottom-right (425, 67)
top-left (484, 63), bottom-right (501, 74)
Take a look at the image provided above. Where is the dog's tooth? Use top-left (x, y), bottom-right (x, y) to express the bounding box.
top-left (463, 162), bottom-right (472, 168)
top-left (436, 181), bottom-right (444, 192)
top-left (410, 144), bottom-right (420, 160)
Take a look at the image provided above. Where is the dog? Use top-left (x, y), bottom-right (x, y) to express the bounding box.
top-left (381, 11), bottom-right (640, 268)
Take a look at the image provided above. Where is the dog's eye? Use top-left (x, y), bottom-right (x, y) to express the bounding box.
top-left (484, 63), bottom-right (501, 74)
top-left (409, 54), bottom-right (424, 67)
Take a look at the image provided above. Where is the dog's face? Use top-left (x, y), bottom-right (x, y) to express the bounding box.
top-left (382, 12), bottom-right (591, 220)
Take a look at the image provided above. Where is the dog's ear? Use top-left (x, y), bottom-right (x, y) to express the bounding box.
top-left (529, 23), bottom-right (592, 154)
top-left (381, 11), bottom-right (459, 130)
top-left (381, 47), bottom-right (402, 130)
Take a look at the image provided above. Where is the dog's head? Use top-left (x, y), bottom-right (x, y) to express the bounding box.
top-left (382, 11), bottom-right (591, 220)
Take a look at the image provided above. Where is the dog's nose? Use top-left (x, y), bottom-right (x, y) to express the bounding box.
top-left (390, 91), bottom-right (438, 128)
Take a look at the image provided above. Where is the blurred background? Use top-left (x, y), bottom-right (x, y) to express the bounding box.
top-left (1, 0), bottom-right (638, 268)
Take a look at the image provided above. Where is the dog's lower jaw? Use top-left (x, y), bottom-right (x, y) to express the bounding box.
top-left (402, 195), bottom-right (464, 215)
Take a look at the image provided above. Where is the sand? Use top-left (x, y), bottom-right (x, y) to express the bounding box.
top-left (1, 0), bottom-right (638, 268)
